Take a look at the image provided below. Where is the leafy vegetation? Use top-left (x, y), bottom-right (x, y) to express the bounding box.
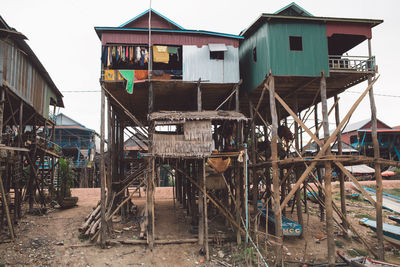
top-left (57, 158), bottom-right (77, 201)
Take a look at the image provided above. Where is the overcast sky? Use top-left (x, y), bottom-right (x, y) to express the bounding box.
top-left (2, 0), bottom-right (399, 133)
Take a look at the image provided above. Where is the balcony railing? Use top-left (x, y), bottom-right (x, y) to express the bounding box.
top-left (329, 55), bottom-right (375, 72)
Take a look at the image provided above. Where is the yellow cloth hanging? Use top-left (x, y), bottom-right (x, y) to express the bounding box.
top-left (153, 45), bottom-right (169, 64)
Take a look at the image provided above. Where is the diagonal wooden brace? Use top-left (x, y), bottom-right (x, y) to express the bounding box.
top-left (280, 75), bottom-right (380, 210)
top-left (334, 161), bottom-right (376, 207)
top-left (274, 91), bottom-right (323, 148)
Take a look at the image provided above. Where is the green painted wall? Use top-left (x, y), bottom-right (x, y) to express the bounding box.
top-left (239, 20), bottom-right (329, 93)
top-left (239, 22), bottom-right (271, 93)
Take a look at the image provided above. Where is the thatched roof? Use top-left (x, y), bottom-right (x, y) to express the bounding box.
top-left (149, 110), bottom-right (247, 122)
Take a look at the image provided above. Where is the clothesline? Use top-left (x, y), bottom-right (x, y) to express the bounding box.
top-left (102, 45), bottom-right (180, 67)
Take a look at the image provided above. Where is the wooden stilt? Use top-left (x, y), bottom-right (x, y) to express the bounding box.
top-left (203, 158), bottom-right (209, 260)
top-left (236, 156), bottom-right (242, 244)
top-left (147, 156), bottom-right (155, 248)
top-left (334, 95), bottom-right (347, 231)
top-left (294, 97), bottom-right (304, 235)
top-left (320, 75), bottom-right (335, 265)
top-left (314, 104), bottom-right (325, 222)
top-left (197, 78), bottom-right (202, 112)
top-left (268, 75), bottom-right (282, 264)
top-left (100, 84), bottom-right (106, 248)
top-left (198, 160), bottom-right (204, 245)
top-left (0, 172), bottom-right (15, 240)
top-left (280, 75), bottom-right (379, 210)
top-left (368, 39), bottom-right (384, 260)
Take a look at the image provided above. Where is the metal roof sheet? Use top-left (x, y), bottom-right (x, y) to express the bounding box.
top-left (208, 43), bottom-right (228, 52)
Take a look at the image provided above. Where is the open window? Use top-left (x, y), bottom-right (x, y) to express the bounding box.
top-left (253, 47), bottom-right (257, 62)
top-left (289, 36), bottom-right (303, 51)
top-left (209, 44), bottom-right (227, 60)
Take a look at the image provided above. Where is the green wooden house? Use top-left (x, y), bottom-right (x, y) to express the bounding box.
top-left (239, 2), bottom-right (382, 117)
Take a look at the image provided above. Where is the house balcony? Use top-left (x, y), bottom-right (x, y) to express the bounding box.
top-left (329, 55), bottom-right (375, 73)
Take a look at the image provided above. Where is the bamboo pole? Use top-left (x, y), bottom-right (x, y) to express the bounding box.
top-left (268, 75), bottom-right (282, 264)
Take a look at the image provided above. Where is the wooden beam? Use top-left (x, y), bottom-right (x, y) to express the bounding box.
top-left (280, 75), bottom-right (380, 210)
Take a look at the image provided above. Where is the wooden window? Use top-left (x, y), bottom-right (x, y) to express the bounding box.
top-left (289, 36), bottom-right (303, 51)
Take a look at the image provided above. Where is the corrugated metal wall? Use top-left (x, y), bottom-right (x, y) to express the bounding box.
top-left (0, 39), bottom-right (54, 119)
top-left (183, 45), bottom-right (239, 83)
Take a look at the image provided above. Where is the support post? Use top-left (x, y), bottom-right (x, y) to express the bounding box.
top-left (147, 156), bottom-right (155, 248)
top-left (100, 84), bottom-right (106, 248)
top-left (235, 81), bottom-right (240, 112)
top-left (368, 38), bottom-right (384, 260)
top-left (268, 75), bottom-right (282, 264)
top-left (197, 78), bottom-right (202, 112)
top-left (314, 104), bottom-right (324, 221)
top-left (334, 95), bottom-right (347, 231)
top-left (294, 96), bottom-right (303, 234)
top-left (320, 75), bottom-right (335, 265)
top-left (198, 160), bottom-right (204, 245)
top-left (203, 158), bottom-right (209, 260)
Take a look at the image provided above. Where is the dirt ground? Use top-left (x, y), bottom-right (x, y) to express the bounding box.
top-left (1, 180), bottom-right (400, 266)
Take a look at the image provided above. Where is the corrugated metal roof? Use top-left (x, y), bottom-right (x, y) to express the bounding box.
top-left (342, 119), bottom-right (371, 133)
top-left (95, 27), bottom-right (243, 40)
top-left (240, 10), bottom-right (383, 37)
top-left (344, 164), bottom-right (375, 174)
top-left (208, 43), bottom-right (228, 52)
top-left (149, 111), bottom-right (247, 122)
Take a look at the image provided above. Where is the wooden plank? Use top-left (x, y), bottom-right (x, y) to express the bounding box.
top-left (280, 75), bottom-right (380, 210)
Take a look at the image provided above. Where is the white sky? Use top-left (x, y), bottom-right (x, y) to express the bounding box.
top-left (2, 0), bottom-right (399, 133)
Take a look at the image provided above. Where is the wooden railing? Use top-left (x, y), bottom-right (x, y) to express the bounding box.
top-left (329, 55), bottom-right (375, 72)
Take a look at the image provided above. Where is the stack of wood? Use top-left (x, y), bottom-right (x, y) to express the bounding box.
top-left (79, 204), bottom-right (102, 241)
